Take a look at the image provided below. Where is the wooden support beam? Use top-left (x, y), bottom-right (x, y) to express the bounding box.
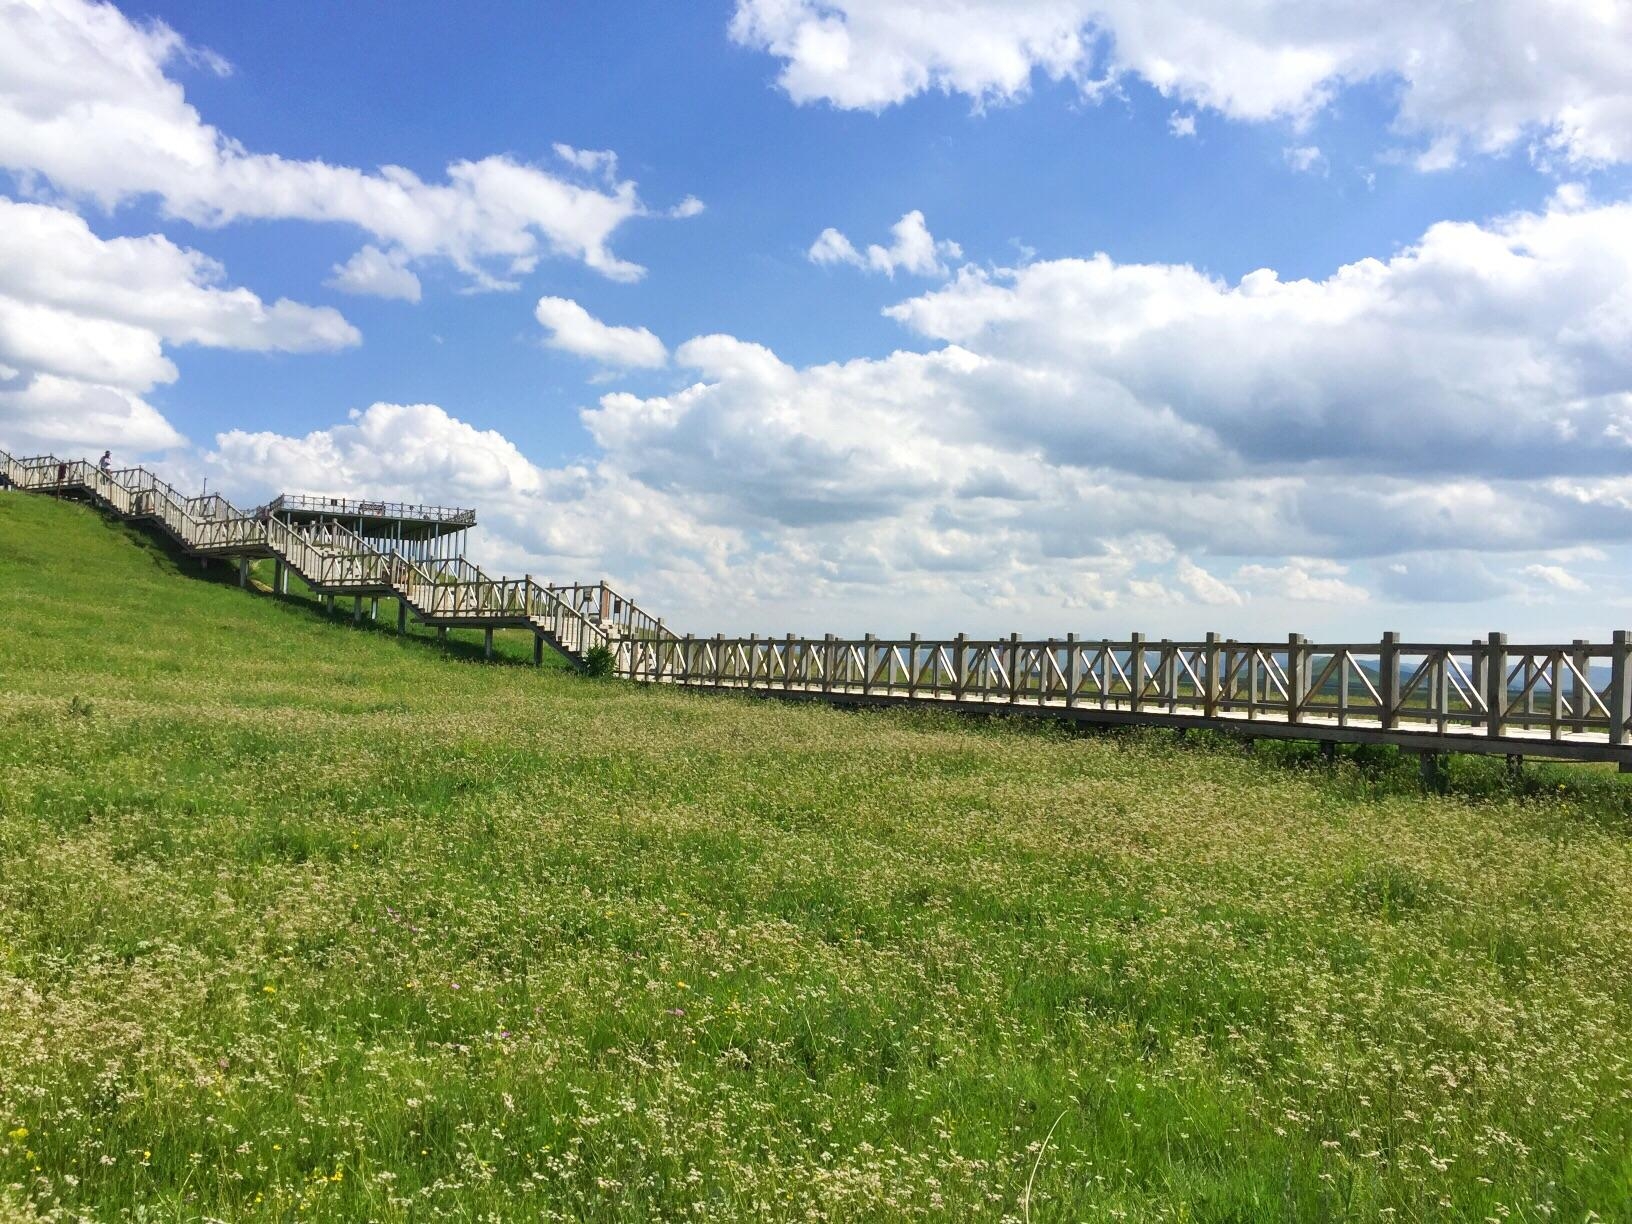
top-left (397, 600), bottom-right (408, 634)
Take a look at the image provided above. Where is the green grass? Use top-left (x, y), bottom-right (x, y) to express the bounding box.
top-left (4, 491), bottom-right (1632, 1222)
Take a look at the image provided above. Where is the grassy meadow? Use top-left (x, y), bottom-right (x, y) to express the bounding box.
top-left (4, 490), bottom-right (1632, 1222)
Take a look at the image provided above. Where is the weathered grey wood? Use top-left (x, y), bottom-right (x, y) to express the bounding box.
top-left (1486, 632), bottom-right (1507, 737)
top-left (1380, 631), bottom-right (1401, 730)
top-left (1612, 631), bottom-right (1631, 746)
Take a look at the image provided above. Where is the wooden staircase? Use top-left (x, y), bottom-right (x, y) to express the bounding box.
top-left (0, 449), bottom-right (675, 668)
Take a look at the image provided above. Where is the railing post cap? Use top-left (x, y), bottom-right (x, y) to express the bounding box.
top-left (1616, 629), bottom-right (1631, 645)
top-left (1382, 630), bottom-right (1401, 643)
top-left (1489, 630), bottom-right (1508, 645)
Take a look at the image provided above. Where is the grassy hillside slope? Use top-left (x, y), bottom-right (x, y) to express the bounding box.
top-left (3, 491), bottom-right (1632, 1222)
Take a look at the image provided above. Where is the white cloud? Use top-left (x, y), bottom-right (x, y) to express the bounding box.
top-left (1168, 111), bottom-right (1196, 138)
top-left (1283, 145), bottom-right (1324, 174)
top-left (0, 199), bottom-right (357, 364)
top-left (534, 297), bottom-right (668, 369)
top-left (807, 210), bottom-right (962, 277)
top-left (0, 196), bottom-right (356, 454)
top-left (1175, 557), bottom-right (1243, 605)
top-left (1235, 560), bottom-right (1368, 603)
top-left (1, 373), bottom-right (182, 454)
top-left (731, 0), bottom-right (1632, 167)
top-left (0, 0), bottom-right (698, 290)
top-left (1522, 563), bottom-right (1589, 593)
top-left (326, 245), bottom-right (423, 303)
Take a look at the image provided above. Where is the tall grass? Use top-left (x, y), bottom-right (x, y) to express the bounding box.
top-left (3, 492), bottom-right (1632, 1221)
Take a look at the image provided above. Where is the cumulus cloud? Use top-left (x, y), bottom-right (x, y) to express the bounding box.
top-left (883, 194), bottom-right (1632, 483)
top-left (730, 0), bottom-right (1632, 168)
top-left (0, 0), bottom-right (698, 290)
top-left (326, 246), bottom-right (423, 303)
top-left (534, 297), bottom-right (668, 369)
top-left (0, 196), bottom-right (356, 454)
top-left (808, 210), bottom-right (962, 277)
top-left (1, 373), bottom-right (183, 454)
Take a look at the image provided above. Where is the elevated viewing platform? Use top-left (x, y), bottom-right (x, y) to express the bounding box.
top-left (263, 492), bottom-right (476, 534)
top-left (262, 492), bottom-right (477, 561)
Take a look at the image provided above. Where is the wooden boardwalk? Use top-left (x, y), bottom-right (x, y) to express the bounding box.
top-left (6, 449), bottom-right (1629, 766)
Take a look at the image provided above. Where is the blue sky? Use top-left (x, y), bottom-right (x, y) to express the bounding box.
top-left (5, 1), bottom-right (1632, 637)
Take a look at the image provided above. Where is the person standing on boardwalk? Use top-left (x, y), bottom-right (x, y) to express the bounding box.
top-left (98, 451), bottom-right (112, 473)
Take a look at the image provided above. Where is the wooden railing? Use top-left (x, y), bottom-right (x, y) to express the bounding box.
top-left (548, 581), bottom-right (676, 642)
top-left (614, 631), bottom-right (1632, 762)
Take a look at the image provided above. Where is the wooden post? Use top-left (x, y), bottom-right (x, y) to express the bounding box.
top-left (683, 633), bottom-right (694, 683)
top-left (1287, 633), bottom-right (1308, 724)
top-left (1483, 632), bottom-right (1508, 738)
top-left (1571, 638), bottom-right (1590, 732)
top-left (1008, 632), bottom-right (1021, 703)
top-left (863, 634), bottom-right (876, 696)
top-left (237, 557), bottom-right (249, 588)
top-left (1610, 630), bottom-right (1631, 746)
top-left (822, 634), bottom-right (834, 695)
top-left (534, 632), bottom-right (544, 667)
top-left (397, 600), bottom-right (408, 634)
top-left (484, 627), bottom-right (493, 660)
top-left (353, 596), bottom-right (363, 624)
top-left (953, 634), bottom-right (968, 701)
top-left (908, 633), bottom-right (919, 699)
top-left (1065, 633), bottom-right (1079, 709)
top-left (1204, 632), bottom-right (1221, 718)
top-left (785, 633), bottom-right (796, 691)
top-left (1129, 633), bottom-right (1146, 713)
top-left (714, 633), bottom-right (724, 685)
top-left (437, 626), bottom-right (447, 643)
top-left (749, 633), bottom-right (759, 689)
top-left (1380, 631), bottom-right (1401, 730)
